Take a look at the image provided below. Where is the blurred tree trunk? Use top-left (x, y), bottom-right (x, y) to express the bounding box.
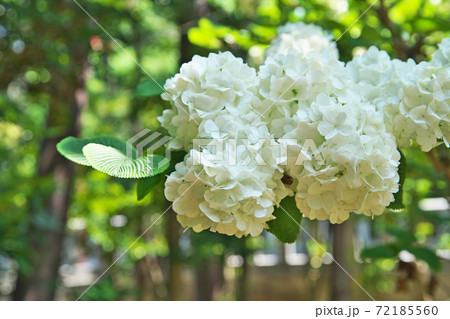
top-left (195, 257), bottom-right (225, 300)
top-left (136, 257), bottom-right (154, 300)
top-left (236, 258), bottom-right (248, 301)
top-left (330, 222), bottom-right (353, 301)
top-left (236, 247), bottom-right (249, 301)
top-left (13, 54), bottom-right (88, 301)
top-left (166, 210), bottom-right (185, 300)
top-left (195, 261), bottom-right (214, 300)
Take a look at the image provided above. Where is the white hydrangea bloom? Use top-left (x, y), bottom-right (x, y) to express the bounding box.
top-left (281, 94), bottom-right (400, 223)
top-left (346, 46), bottom-right (417, 107)
top-left (347, 45), bottom-right (450, 151)
top-left (258, 49), bottom-right (351, 138)
top-left (432, 37), bottom-right (450, 68)
top-left (265, 22), bottom-right (338, 59)
top-left (160, 23), bottom-right (450, 235)
top-left (396, 64), bottom-right (450, 150)
top-left (165, 127), bottom-right (290, 237)
top-left (158, 51), bottom-right (260, 151)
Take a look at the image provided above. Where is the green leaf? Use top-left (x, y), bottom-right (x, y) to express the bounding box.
top-left (388, 149), bottom-right (407, 211)
top-left (135, 150), bottom-right (186, 200)
top-left (57, 135), bottom-right (171, 179)
top-left (187, 18), bottom-right (223, 49)
top-left (166, 150), bottom-right (187, 174)
top-left (385, 226), bottom-right (416, 245)
top-left (57, 135), bottom-right (136, 166)
top-left (82, 143), bottom-right (169, 179)
top-left (137, 174), bottom-right (163, 201)
top-left (135, 79), bottom-right (166, 97)
top-left (408, 247), bottom-right (442, 272)
top-left (360, 244), bottom-right (399, 260)
top-left (267, 196), bottom-right (302, 243)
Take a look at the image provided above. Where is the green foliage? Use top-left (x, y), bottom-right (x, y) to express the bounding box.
top-left (57, 135), bottom-right (169, 178)
top-left (407, 246), bottom-right (442, 272)
top-left (57, 135), bottom-right (135, 166)
top-left (188, 17), bottom-right (261, 52)
top-left (135, 150), bottom-right (185, 200)
top-left (82, 143), bottom-right (169, 179)
top-left (137, 175), bottom-right (163, 201)
top-left (188, 18), bottom-right (224, 49)
top-left (267, 196), bottom-right (303, 243)
top-left (69, 169), bottom-right (169, 260)
top-left (360, 244), bottom-right (399, 260)
top-left (165, 150), bottom-right (187, 174)
top-left (75, 278), bottom-right (127, 301)
top-left (384, 226), bottom-right (416, 246)
top-left (361, 226), bottom-right (443, 272)
top-left (388, 149), bottom-right (407, 211)
top-left (0, 0), bottom-right (180, 298)
top-left (187, 0), bottom-right (450, 63)
top-left (135, 79), bottom-right (166, 98)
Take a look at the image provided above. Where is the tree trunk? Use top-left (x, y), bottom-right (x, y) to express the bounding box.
top-left (166, 210), bottom-right (184, 300)
top-left (13, 61), bottom-right (88, 301)
top-left (195, 261), bottom-right (214, 300)
top-left (330, 222), bottom-right (353, 301)
top-left (236, 252), bottom-right (248, 301)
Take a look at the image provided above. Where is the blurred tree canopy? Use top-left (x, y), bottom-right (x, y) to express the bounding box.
top-left (0, 0), bottom-right (449, 301)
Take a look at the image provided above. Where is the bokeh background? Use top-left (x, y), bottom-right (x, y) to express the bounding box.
top-left (0, 0), bottom-right (450, 301)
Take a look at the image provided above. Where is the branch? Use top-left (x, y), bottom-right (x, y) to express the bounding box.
top-left (378, 0), bottom-right (406, 60)
top-left (405, 35), bottom-right (425, 61)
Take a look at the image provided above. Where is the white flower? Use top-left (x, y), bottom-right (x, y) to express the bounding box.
top-left (158, 51), bottom-right (260, 151)
top-left (347, 47), bottom-right (393, 87)
top-left (432, 37), bottom-right (450, 68)
top-left (315, 94), bottom-right (356, 140)
top-left (165, 131), bottom-right (290, 237)
top-left (160, 23), bottom-right (450, 234)
top-left (346, 46), bottom-right (450, 151)
top-left (346, 46), bottom-right (417, 106)
top-left (282, 94), bottom-right (400, 223)
top-left (265, 22), bottom-right (338, 59)
top-left (257, 49), bottom-right (351, 138)
top-left (396, 64), bottom-right (450, 151)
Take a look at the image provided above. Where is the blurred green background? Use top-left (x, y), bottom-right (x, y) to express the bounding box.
top-left (0, 0), bottom-right (449, 301)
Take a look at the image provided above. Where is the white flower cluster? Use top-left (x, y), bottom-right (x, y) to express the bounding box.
top-left (396, 64), bottom-right (450, 150)
top-left (285, 94), bottom-right (400, 223)
top-left (347, 45), bottom-right (450, 151)
top-left (164, 132), bottom-right (289, 237)
top-left (159, 23), bottom-right (449, 237)
top-left (258, 49), bottom-right (400, 223)
top-left (158, 52), bottom-right (260, 151)
top-left (160, 52), bottom-right (289, 237)
top-left (258, 49), bottom-right (351, 138)
top-left (265, 22), bottom-right (338, 59)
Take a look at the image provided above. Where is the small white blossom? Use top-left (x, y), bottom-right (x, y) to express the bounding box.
top-left (265, 22), bottom-right (338, 59)
top-left (432, 37), bottom-right (450, 68)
